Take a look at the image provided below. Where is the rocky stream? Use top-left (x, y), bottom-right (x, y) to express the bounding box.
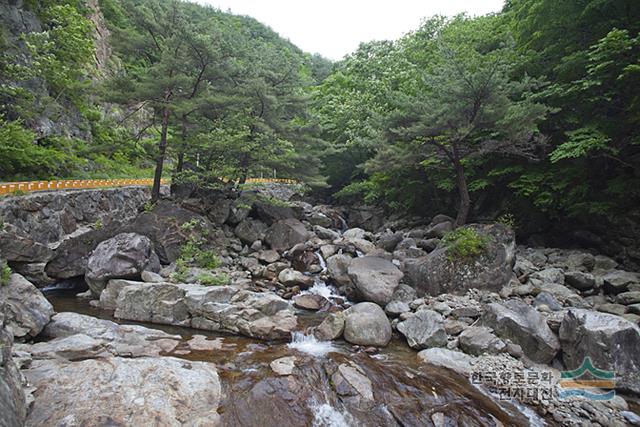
top-left (1, 184), bottom-right (640, 427)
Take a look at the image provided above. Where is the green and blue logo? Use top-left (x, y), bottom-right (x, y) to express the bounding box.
top-left (558, 357), bottom-right (615, 401)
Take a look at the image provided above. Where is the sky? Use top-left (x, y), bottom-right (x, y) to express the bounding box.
top-left (193, 0), bottom-right (505, 60)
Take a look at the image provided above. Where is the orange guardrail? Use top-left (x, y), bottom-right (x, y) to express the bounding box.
top-left (0, 177), bottom-right (298, 196)
top-left (0, 178), bottom-right (164, 196)
top-left (244, 178), bottom-right (298, 184)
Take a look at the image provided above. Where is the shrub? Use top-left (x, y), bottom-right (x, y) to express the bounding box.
top-left (196, 272), bottom-right (230, 287)
top-left (194, 250), bottom-right (221, 269)
top-left (0, 262), bottom-right (11, 286)
top-left (442, 227), bottom-right (490, 261)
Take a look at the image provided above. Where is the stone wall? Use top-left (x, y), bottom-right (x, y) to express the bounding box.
top-left (0, 187), bottom-right (150, 285)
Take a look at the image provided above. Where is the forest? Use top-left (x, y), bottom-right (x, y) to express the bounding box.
top-left (0, 0), bottom-right (638, 233)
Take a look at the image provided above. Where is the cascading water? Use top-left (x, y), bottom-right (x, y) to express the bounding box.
top-left (310, 400), bottom-right (353, 427)
top-left (288, 331), bottom-right (337, 357)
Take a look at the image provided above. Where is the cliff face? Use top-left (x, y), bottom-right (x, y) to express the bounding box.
top-left (0, 0), bottom-right (111, 140)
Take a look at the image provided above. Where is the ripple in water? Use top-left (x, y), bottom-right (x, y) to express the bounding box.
top-left (288, 332), bottom-right (336, 357)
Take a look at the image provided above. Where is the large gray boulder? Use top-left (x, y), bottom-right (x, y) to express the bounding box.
top-left (234, 218), bottom-right (268, 245)
top-left (397, 309), bottom-right (447, 349)
top-left (347, 256), bottom-right (403, 306)
top-left (418, 348), bottom-right (474, 375)
top-left (106, 281), bottom-right (297, 340)
top-left (405, 224), bottom-right (515, 296)
top-left (85, 233), bottom-right (160, 297)
top-left (251, 199), bottom-right (296, 225)
top-left (326, 254), bottom-right (353, 287)
top-left (23, 356), bottom-right (222, 426)
top-left (343, 302), bottom-right (392, 347)
top-left (603, 270), bottom-right (640, 294)
top-left (559, 309), bottom-right (640, 394)
top-left (458, 326), bottom-right (506, 356)
top-left (0, 273), bottom-right (54, 339)
top-left (0, 302), bottom-right (27, 426)
top-left (41, 312), bottom-right (181, 357)
top-left (481, 300), bottom-right (560, 364)
top-left (264, 218), bottom-right (311, 252)
top-left (127, 200), bottom-right (210, 264)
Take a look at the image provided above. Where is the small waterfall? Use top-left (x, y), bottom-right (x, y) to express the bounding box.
top-left (302, 277), bottom-right (345, 302)
top-left (288, 332), bottom-right (336, 357)
top-left (315, 250), bottom-right (327, 272)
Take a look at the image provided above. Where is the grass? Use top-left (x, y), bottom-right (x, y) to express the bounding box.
top-left (442, 227), bottom-right (490, 261)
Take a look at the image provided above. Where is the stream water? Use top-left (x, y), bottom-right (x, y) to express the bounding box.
top-left (46, 288), bottom-right (547, 426)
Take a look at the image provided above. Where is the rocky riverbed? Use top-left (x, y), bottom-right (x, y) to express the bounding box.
top-left (1, 184), bottom-right (640, 426)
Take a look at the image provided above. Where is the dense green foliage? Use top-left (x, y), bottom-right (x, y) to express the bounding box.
top-left (315, 0), bottom-right (640, 231)
top-left (0, 0), bottom-right (329, 187)
top-left (2, 0), bottom-right (638, 236)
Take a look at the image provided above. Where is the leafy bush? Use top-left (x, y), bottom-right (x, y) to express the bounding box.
top-left (194, 250), bottom-right (221, 269)
top-left (196, 272), bottom-right (230, 287)
top-left (442, 227), bottom-right (490, 261)
top-left (0, 262), bottom-right (11, 286)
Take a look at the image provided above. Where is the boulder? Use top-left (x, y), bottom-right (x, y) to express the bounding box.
top-left (0, 273), bottom-right (54, 339)
top-left (313, 225), bottom-right (340, 241)
top-left (343, 302), bottom-right (392, 347)
top-left (251, 199), bottom-right (296, 225)
top-left (314, 312), bottom-right (345, 340)
top-left (603, 270), bottom-right (640, 294)
top-left (417, 348), bottom-right (474, 375)
top-left (533, 292), bottom-right (563, 311)
top-left (23, 356), bottom-right (221, 426)
top-left (270, 356), bottom-right (296, 376)
top-left (234, 218), bottom-right (268, 245)
top-left (481, 300), bottom-right (560, 364)
top-left (326, 254), bottom-right (353, 287)
top-left (278, 268), bottom-right (314, 289)
top-left (424, 221), bottom-right (453, 239)
top-left (107, 282), bottom-right (297, 341)
top-left (617, 291), bottom-right (640, 305)
top-left (343, 228), bottom-right (367, 240)
top-left (405, 224), bottom-right (515, 296)
top-left (385, 301), bottom-right (410, 317)
top-left (397, 310), bottom-right (447, 350)
top-left (346, 206), bottom-right (384, 231)
top-left (293, 294), bottom-right (327, 311)
top-left (127, 200), bottom-right (209, 264)
top-left (41, 312), bottom-right (181, 357)
top-left (0, 301), bottom-right (27, 426)
top-left (256, 249), bottom-right (280, 264)
top-left (332, 363), bottom-right (374, 402)
top-left (347, 256), bottom-right (403, 306)
top-left (559, 309), bottom-right (640, 394)
top-left (264, 218), bottom-right (310, 252)
top-left (458, 326), bottom-right (506, 356)
top-left (84, 233), bottom-right (160, 297)
top-left (377, 231), bottom-right (403, 252)
top-left (564, 271), bottom-right (596, 291)
top-left (140, 270), bottom-right (164, 283)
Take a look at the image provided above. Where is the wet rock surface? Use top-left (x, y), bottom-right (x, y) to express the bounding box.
top-left (2, 186), bottom-right (640, 426)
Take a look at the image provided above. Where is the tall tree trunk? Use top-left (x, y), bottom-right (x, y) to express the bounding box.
top-left (176, 119), bottom-right (187, 174)
top-left (453, 156), bottom-right (470, 227)
top-left (151, 104), bottom-right (170, 201)
top-left (176, 152), bottom-right (184, 173)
